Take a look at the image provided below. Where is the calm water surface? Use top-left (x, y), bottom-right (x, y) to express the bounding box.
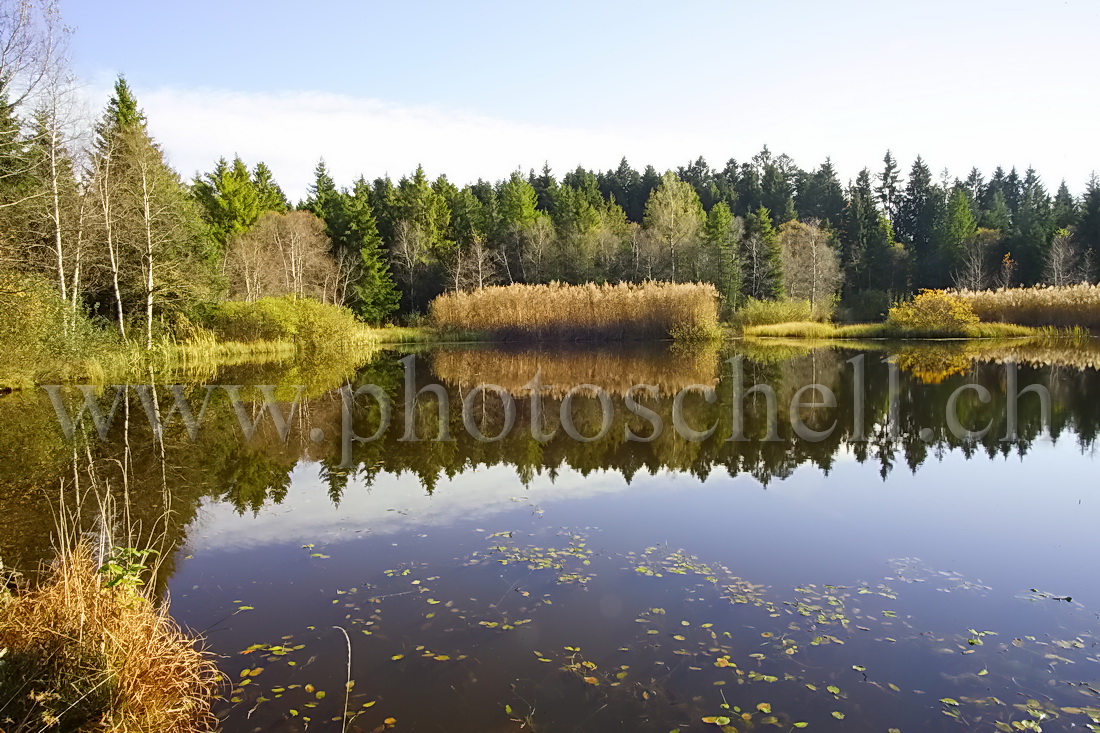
top-left (3, 341), bottom-right (1099, 732)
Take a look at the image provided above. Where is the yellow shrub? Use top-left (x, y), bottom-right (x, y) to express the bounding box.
top-left (887, 290), bottom-right (979, 334)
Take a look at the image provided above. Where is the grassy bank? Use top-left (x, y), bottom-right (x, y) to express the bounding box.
top-left (740, 290), bottom-right (1042, 341)
top-left (0, 543), bottom-right (220, 732)
top-left (430, 282), bottom-right (721, 341)
top-left (742, 320), bottom-right (1036, 339)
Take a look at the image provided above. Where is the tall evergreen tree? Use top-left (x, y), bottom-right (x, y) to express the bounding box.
top-left (703, 201), bottom-right (742, 314)
top-left (89, 76), bottom-right (213, 346)
top-left (252, 161), bottom-right (288, 212)
top-left (934, 186), bottom-right (977, 283)
top-left (1078, 173), bottom-right (1100, 274)
top-left (742, 206), bottom-right (783, 300)
top-left (895, 156), bottom-right (941, 288)
top-left (875, 151), bottom-right (900, 222)
top-left (192, 156), bottom-right (265, 249)
top-left (345, 176), bottom-right (400, 322)
top-left (1052, 180), bottom-right (1078, 231)
top-left (797, 158), bottom-right (845, 227)
top-left (1008, 168), bottom-right (1052, 283)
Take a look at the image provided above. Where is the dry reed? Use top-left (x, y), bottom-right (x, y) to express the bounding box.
top-left (0, 544), bottom-right (221, 732)
top-left (953, 284), bottom-right (1100, 330)
top-left (429, 282), bottom-right (720, 341)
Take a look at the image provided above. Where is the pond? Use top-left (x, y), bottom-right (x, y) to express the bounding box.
top-left (2, 340), bottom-right (1099, 732)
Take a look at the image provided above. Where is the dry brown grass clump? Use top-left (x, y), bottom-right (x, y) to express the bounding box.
top-left (0, 544), bottom-right (221, 732)
top-left (953, 284), bottom-right (1100, 329)
top-left (429, 281), bottom-right (720, 341)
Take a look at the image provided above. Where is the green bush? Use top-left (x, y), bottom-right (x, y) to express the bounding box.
top-left (198, 297), bottom-right (371, 356)
top-left (734, 298), bottom-right (832, 328)
top-left (0, 273), bottom-right (124, 387)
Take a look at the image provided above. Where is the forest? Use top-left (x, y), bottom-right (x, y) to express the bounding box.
top-left (2, 0), bottom-right (1099, 357)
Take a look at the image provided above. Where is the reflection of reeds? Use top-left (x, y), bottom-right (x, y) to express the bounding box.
top-left (431, 344), bottom-right (721, 396)
top-left (430, 282), bottom-right (720, 341)
top-left (957, 337), bottom-right (1100, 371)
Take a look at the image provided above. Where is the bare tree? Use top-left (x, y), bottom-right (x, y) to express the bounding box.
top-left (778, 219), bottom-right (841, 314)
top-left (463, 237), bottom-right (496, 290)
top-left (954, 228), bottom-right (999, 290)
top-left (389, 218), bottom-right (427, 307)
top-left (0, 0), bottom-right (69, 212)
top-left (226, 211), bottom-right (337, 302)
top-left (643, 172), bottom-right (704, 282)
top-left (1043, 229), bottom-right (1086, 286)
top-left (520, 212), bottom-right (554, 283)
top-left (89, 131), bottom-right (127, 337)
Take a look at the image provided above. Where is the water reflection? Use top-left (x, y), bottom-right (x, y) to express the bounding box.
top-left (2, 341), bottom-right (1097, 573)
top-left (3, 340), bottom-right (1100, 731)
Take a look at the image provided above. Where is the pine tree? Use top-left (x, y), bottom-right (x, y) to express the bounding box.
top-left (1008, 168), bottom-right (1052, 283)
top-left (346, 177), bottom-right (399, 322)
top-left (896, 156), bottom-right (941, 288)
top-left (742, 206), bottom-right (783, 300)
top-left (840, 169), bottom-right (882, 292)
top-left (934, 186), bottom-right (977, 283)
top-left (192, 155), bottom-right (264, 249)
top-left (875, 151), bottom-right (900, 222)
top-left (1052, 180), bottom-right (1078, 231)
top-left (797, 158), bottom-right (845, 227)
top-left (89, 76), bottom-right (212, 346)
top-left (981, 189), bottom-right (1011, 232)
top-left (704, 201), bottom-right (742, 314)
top-left (1079, 173), bottom-right (1100, 275)
top-left (601, 157), bottom-right (642, 221)
top-left (252, 162), bottom-right (288, 212)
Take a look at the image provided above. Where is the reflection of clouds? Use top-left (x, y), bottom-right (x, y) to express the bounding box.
top-left (186, 460), bottom-right (685, 553)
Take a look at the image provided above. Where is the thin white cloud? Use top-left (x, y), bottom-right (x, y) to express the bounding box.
top-left (136, 86), bottom-right (705, 200)
top-left (90, 83), bottom-right (1097, 202)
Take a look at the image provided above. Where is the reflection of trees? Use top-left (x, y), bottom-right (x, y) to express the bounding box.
top-left (4, 342), bottom-right (1100, 580)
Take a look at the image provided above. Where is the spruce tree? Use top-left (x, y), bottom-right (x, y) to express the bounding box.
top-left (346, 177), bottom-right (400, 322)
top-left (742, 206), bottom-right (783, 299)
top-left (1078, 174), bottom-right (1100, 275)
top-left (704, 201), bottom-right (742, 314)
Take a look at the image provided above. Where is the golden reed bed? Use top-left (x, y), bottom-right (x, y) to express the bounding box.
top-left (429, 282), bottom-right (720, 341)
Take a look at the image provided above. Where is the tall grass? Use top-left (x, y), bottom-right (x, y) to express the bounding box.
top-left (0, 543), bottom-right (220, 732)
top-left (0, 286), bottom-right (384, 388)
top-left (742, 321), bottom-right (1034, 339)
top-left (733, 298), bottom-right (832, 328)
top-left (430, 282), bottom-right (721, 341)
top-left (953, 284), bottom-right (1100, 330)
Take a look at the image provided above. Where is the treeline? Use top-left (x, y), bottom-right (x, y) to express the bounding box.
top-left (2, 0), bottom-right (1098, 345)
top-left (199, 147), bottom-right (1100, 321)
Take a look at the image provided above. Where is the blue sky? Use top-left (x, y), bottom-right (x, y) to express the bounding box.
top-left (62, 0), bottom-right (1100, 199)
